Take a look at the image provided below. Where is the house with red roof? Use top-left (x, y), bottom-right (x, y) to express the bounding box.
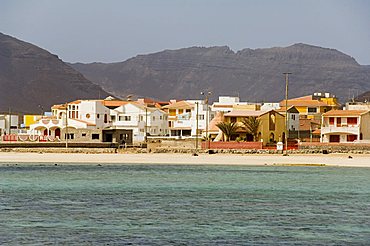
top-left (321, 110), bottom-right (370, 143)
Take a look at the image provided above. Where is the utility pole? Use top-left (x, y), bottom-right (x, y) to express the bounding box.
top-left (201, 91), bottom-right (212, 150)
top-left (283, 72), bottom-right (291, 156)
top-left (65, 103), bottom-right (68, 149)
top-left (194, 102), bottom-right (199, 156)
top-left (8, 107), bottom-right (11, 135)
top-left (145, 107), bottom-right (148, 144)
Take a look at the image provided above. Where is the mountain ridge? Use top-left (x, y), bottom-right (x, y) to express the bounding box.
top-left (0, 32), bottom-right (110, 114)
top-left (70, 43), bottom-right (369, 103)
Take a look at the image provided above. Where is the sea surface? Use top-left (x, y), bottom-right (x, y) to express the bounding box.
top-left (1, 163), bottom-right (370, 245)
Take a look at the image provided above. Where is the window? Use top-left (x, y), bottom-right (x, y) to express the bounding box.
top-left (97, 114), bottom-right (100, 119)
top-left (308, 107), bottom-right (317, 113)
top-left (92, 134), bottom-right (100, 140)
top-left (104, 114), bottom-right (108, 123)
top-left (337, 117), bottom-right (341, 127)
top-left (152, 116), bottom-right (156, 121)
top-left (169, 109), bottom-right (176, 116)
top-left (111, 115), bottom-right (116, 122)
top-left (86, 113), bottom-right (90, 119)
top-left (82, 133), bottom-right (87, 137)
top-left (186, 109), bottom-right (191, 113)
top-left (65, 133), bottom-right (74, 139)
top-left (347, 135), bottom-right (357, 142)
top-left (119, 116), bottom-right (131, 121)
top-left (178, 109), bottom-right (183, 114)
top-left (291, 114), bottom-right (296, 120)
top-left (347, 117), bottom-right (357, 125)
top-left (160, 116), bottom-right (163, 120)
top-left (329, 117), bottom-right (335, 125)
top-left (198, 115), bottom-right (205, 120)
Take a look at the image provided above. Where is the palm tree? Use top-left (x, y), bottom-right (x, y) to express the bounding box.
top-left (242, 116), bottom-right (261, 141)
top-left (216, 122), bottom-right (239, 141)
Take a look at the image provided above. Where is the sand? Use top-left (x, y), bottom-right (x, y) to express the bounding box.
top-left (0, 152), bottom-right (369, 167)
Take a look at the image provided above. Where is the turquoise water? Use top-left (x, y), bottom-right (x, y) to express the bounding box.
top-left (1, 164), bottom-right (370, 245)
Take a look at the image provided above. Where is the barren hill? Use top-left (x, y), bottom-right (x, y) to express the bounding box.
top-left (0, 33), bottom-right (109, 114)
top-left (71, 43), bottom-right (370, 103)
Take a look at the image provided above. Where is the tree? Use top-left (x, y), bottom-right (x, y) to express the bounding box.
top-left (242, 116), bottom-right (261, 141)
top-left (216, 122), bottom-right (239, 141)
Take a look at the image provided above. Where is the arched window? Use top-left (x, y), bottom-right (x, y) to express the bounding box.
top-left (104, 114), bottom-right (108, 123)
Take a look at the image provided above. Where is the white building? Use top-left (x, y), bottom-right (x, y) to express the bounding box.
top-left (261, 103), bottom-right (281, 111)
top-left (162, 100), bottom-right (215, 138)
top-left (30, 98), bottom-right (168, 144)
top-left (321, 110), bottom-right (370, 143)
top-left (30, 100), bottom-right (112, 141)
top-left (0, 114), bottom-right (19, 136)
top-left (110, 102), bottom-right (169, 143)
top-left (211, 96), bottom-right (261, 113)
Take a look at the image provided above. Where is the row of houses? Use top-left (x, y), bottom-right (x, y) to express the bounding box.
top-left (2, 92), bottom-right (370, 145)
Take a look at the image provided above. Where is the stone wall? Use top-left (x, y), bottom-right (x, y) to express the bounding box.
top-left (299, 142), bottom-right (370, 154)
top-left (0, 147), bottom-right (117, 154)
top-left (201, 141), bottom-right (263, 149)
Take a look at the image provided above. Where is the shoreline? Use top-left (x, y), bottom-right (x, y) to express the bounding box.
top-left (1, 152), bottom-right (370, 167)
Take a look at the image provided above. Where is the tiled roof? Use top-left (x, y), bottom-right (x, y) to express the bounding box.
top-left (276, 106), bottom-right (299, 114)
top-left (299, 118), bottom-right (320, 131)
top-left (51, 104), bottom-right (66, 110)
top-left (162, 101), bottom-right (194, 109)
top-left (290, 95), bottom-right (313, 100)
top-left (280, 99), bottom-right (328, 107)
top-left (224, 110), bottom-right (267, 117)
top-left (322, 110), bottom-right (369, 117)
top-left (102, 100), bottom-right (128, 107)
top-left (68, 100), bottom-right (82, 105)
top-left (209, 112), bottom-right (225, 132)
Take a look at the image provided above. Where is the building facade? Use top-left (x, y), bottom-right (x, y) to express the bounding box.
top-left (321, 110), bottom-right (370, 143)
top-left (162, 100), bottom-right (215, 138)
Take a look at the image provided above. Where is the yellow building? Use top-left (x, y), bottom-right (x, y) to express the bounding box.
top-left (23, 115), bottom-right (42, 129)
top-left (280, 93), bottom-right (339, 120)
top-left (222, 110), bottom-right (286, 145)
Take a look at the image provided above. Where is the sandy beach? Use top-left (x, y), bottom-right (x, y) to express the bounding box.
top-left (0, 152), bottom-right (370, 167)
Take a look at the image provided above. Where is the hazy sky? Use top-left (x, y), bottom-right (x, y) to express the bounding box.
top-left (1, 0), bottom-right (369, 64)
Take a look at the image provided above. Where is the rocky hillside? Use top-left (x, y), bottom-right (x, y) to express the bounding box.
top-left (71, 43), bottom-right (370, 103)
top-left (0, 33), bottom-right (109, 114)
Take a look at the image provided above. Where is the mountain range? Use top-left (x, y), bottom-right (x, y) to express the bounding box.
top-left (1, 32), bottom-right (370, 115)
top-left (0, 32), bottom-right (109, 114)
top-left (70, 44), bottom-right (370, 103)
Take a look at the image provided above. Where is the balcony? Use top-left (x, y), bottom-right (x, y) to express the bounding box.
top-left (321, 125), bottom-right (359, 135)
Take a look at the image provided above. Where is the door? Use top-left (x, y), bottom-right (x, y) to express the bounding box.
top-left (55, 128), bottom-right (61, 138)
top-left (329, 135), bottom-right (340, 143)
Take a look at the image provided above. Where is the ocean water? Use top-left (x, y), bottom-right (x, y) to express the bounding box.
top-left (1, 164), bottom-right (370, 245)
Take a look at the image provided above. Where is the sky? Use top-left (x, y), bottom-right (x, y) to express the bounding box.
top-left (1, 0), bottom-right (369, 64)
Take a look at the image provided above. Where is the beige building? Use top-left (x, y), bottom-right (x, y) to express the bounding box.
top-left (221, 110), bottom-right (286, 145)
top-left (280, 93), bottom-right (339, 120)
top-left (321, 110), bottom-right (370, 143)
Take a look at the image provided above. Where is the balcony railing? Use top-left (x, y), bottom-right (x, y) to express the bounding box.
top-left (321, 125), bottom-right (359, 135)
